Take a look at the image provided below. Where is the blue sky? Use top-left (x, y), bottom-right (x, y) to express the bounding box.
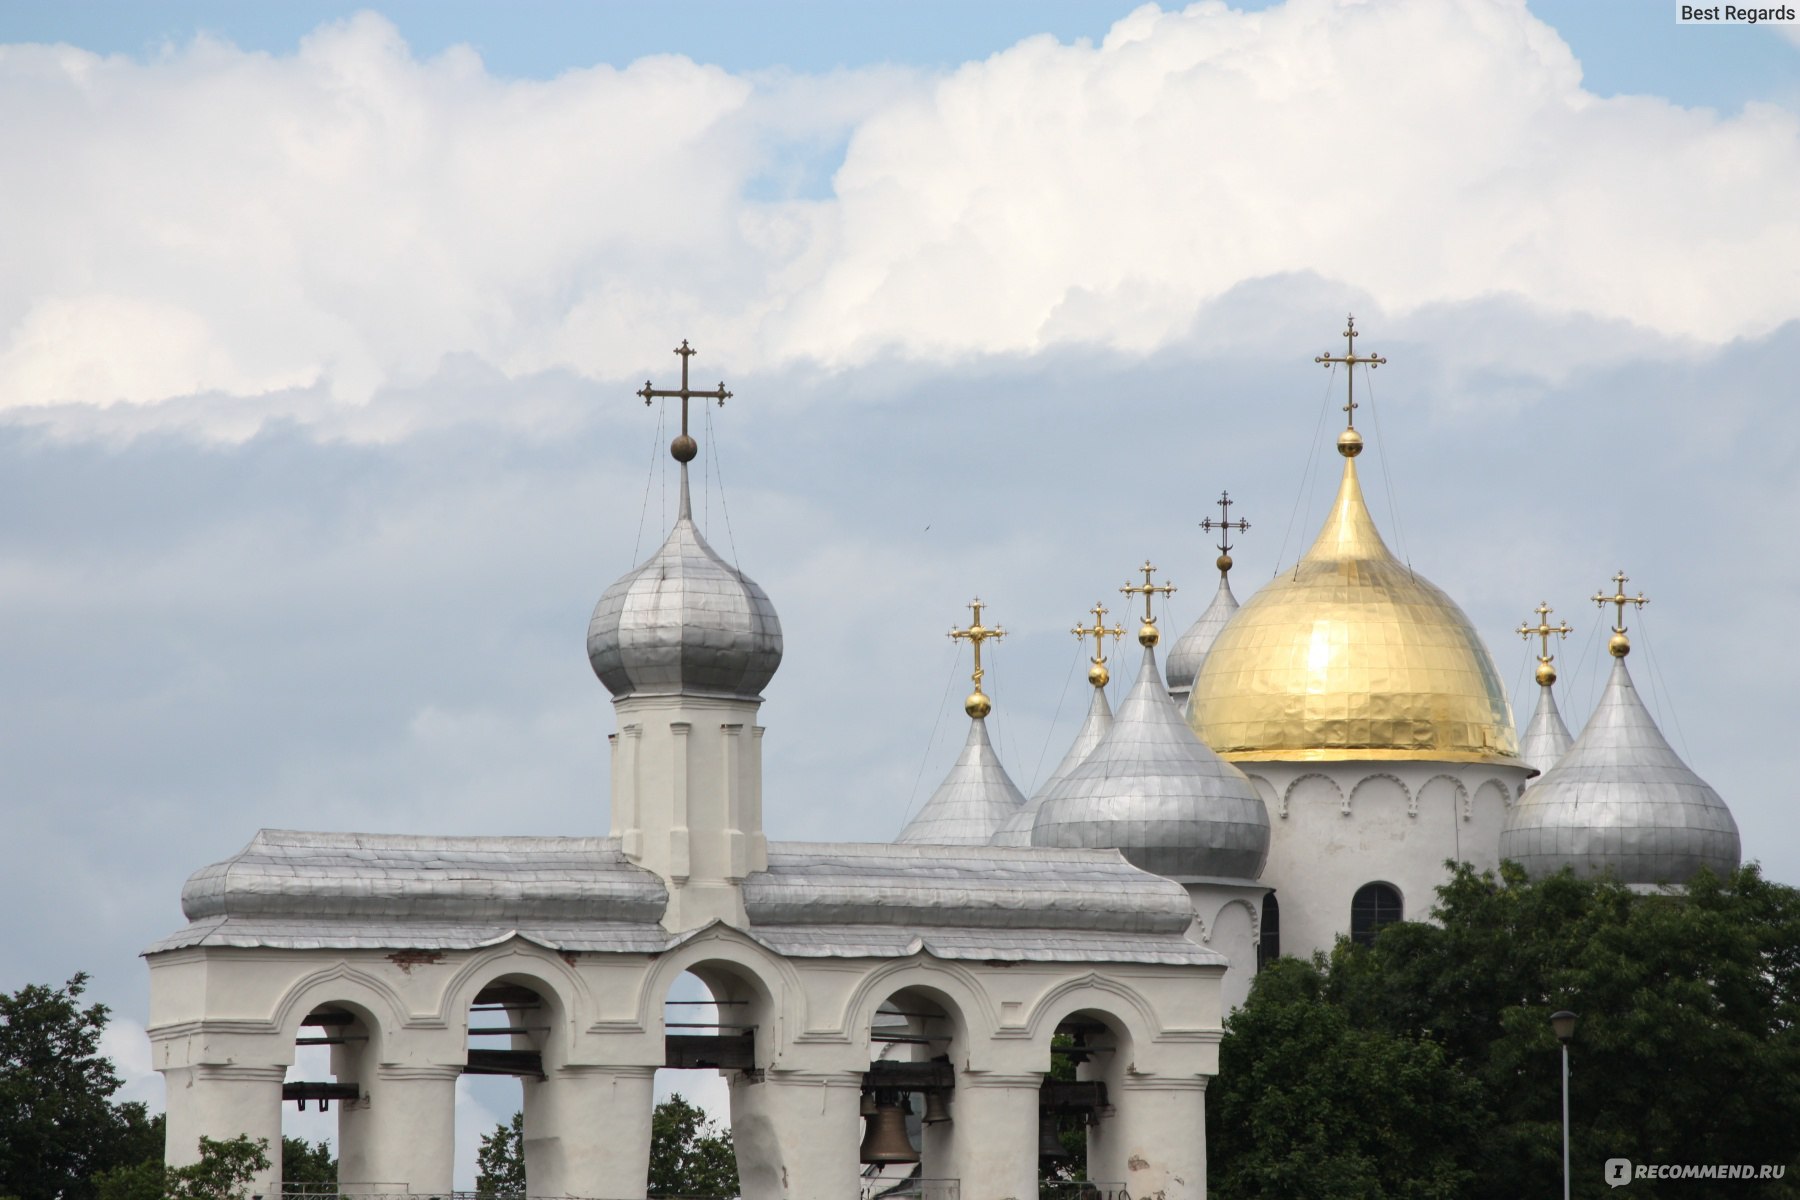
top-left (0, 0), bottom-right (1795, 1183)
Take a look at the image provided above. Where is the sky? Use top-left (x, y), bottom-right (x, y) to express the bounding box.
top-left (1, 0), bottom-right (1796, 1185)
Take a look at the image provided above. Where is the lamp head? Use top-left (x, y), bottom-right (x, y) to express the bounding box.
top-left (1550, 1010), bottom-right (1577, 1044)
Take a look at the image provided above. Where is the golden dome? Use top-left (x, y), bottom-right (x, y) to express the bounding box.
top-left (1188, 456), bottom-right (1520, 764)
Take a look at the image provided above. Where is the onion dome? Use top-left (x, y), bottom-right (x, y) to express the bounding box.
top-left (1502, 580), bottom-right (1738, 884)
top-left (588, 467), bottom-right (782, 700)
top-left (1033, 644), bottom-right (1270, 879)
top-left (898, 716), bottom-right (1027, 845)
top-left (992, 683), bottom-right (1112, 847)
top-left (1188, 438), bottom-right (1519, 764)
top-left (1519, 683), bottom-right (1574, 779)
top-left (1167, 574), bottom-right (1239, 707)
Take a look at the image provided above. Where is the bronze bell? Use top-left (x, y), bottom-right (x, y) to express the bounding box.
top-left (1038, 1112), bottom-right (1071, 1161)
top-left (859, 1097), bottom-right (920, 1164)
top-left (859, 1090), bottom-right (878, 1117)
top-left (921, 1089), bottom-right (952, 1125)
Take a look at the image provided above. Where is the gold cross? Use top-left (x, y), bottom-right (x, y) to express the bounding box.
top-left (1593, 571), bottom-right (1648, 634)
top-left (638, 339), bottom-right (732, 463)
top-left (1518, 602), bottom-right (1573, 685)
top-left (1116, 564), bottom-right (1173, 636)
top-left (1072, 601), bottom-right (1125, 688)
top-left (1313, 314), bottom-right (1386, 431)
top-left (949, 597), bottom-right (1006, 699)
top-left (1199, 489), bottom-right (1250, 573)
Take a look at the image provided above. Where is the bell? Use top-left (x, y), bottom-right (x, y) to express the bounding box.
top-left (921, 1089), bottom-right (952, 1124)
top-left (859, 1099), bottom-right (921, 1164)
top-left (859, 1090), bottom-right (877, 1117)
top-left (1038, 1112), bottom-right (1071, 1161)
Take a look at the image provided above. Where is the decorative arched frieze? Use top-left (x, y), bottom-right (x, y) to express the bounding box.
top-left (1193, 896), bottom-right (1260, 945)
top-left (1245, 773), bottom-right (1281, 820)
top-left (1417, 774), bottom-right (1471, 823)
top-left (1474, 778), bottom-right (1512, 817)
top-left (1283, 772), bottom-right (1344, 819)
top-left (1348, 772), bottom-right (1412, 819)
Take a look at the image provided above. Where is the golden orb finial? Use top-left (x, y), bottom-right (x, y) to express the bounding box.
top-left (1315, 315), bottom-right (1385, 453)
top-left (638, 339), bottom-right (732, 465)
top-left (1518, 602), bottom-right (1573, 687)
top-left (1200, 490), bottom-right (1251, 579)
top-left (1072, 602), bottom-right (1124, 690)
top-left (949, 597), bottom-right (1005, 719)
top-left (1592, 571), bottom-right (1648, 658)
top-left (1120, 560), bottom-right (1176, 645)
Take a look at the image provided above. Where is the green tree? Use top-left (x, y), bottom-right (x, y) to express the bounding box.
top-left (0, 974), bottom-right (157, 1200)
top-left (1211, 863), bottom-right (1800, 1200)
top-left (281, 1137), bottom-right (336, 1188)
top-left (648, 1093), bottom-right (736, 1198)
top-left (93, 1136), bottom-right (270, 1200)
top-left (477, 1096), bottom-right (739, 1199)
top-left (475, 1112), bottom-right (525, 1198)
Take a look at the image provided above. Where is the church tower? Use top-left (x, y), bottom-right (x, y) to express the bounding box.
top-left (1186, 319), bottom-right (1531, 958)
top-left (588, 342), bottom-right (781, 931)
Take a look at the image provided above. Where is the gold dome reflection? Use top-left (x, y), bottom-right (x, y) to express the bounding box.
top-left (1189, 456), bottom-right (1521, 764)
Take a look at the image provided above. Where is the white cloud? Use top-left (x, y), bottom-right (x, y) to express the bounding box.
top-left (0, 1), bottom-right (1795, 423)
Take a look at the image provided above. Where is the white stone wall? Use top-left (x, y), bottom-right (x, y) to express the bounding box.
top-left (1243, 759), bottom-right (1531, 960)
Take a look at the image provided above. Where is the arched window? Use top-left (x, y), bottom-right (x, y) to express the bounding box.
top-left (1350, 882), bottom-right (1403, 947)
top-left (1257, 893), bottom-right (1281, 969)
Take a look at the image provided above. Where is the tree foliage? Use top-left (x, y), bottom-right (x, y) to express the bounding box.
top-left (478, 1096), bottom-right (737, 1198)
top-left (281, 1137), bottom-right (337, 1187)
top-left (1210, 863), bottom-right (1800, 1200)
top-left (93, 1136), bottom-right (269, 1200)
top-left (0, 974), bottom-right (159, 1200)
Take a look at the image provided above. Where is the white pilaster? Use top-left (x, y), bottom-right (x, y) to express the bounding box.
top-left (1106, 1076), bottom-right (1208, 1198)
top-left (357, 1064), bottom-right (461, 1194)
top-left (524, 1065), bottom-right (657, 1199)
top-left (948, 1073), bottom-right (1042, 1200)
top-left (728, 1070), bottom-right (863, 1200)
top-left (162, 1064), bottom-right (285, 1195)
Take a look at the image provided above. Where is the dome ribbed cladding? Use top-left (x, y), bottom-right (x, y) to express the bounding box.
top-left (1033, 645), bottom-right (1270, 878)
top-left (992, 684), bottom-right (1113, 847)
top-left (897, 717), bottom-right (1027, 845)
top-left (1519, 683), bottom-right (1575, 780)
top-left (1501, 656), bottom-right (1739, 884)
top-left (588, 471), bottom-right (782, 700)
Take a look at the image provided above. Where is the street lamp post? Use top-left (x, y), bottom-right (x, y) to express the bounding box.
top-left (1551, 1011), bottom-right (1578, 1200)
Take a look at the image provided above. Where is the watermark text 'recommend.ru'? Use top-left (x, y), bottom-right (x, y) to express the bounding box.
top-left (1605, 1158), bottom-right (1789, 1187)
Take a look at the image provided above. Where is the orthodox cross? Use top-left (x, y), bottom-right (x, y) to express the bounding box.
top-left (1121, 561), bottom-right (1176, 647)
top-left (1313, 314), bottom-right (1386, 431)
top-left (639, 339), bottom-right (732, 463)
top-left (1072, 601), bottom-right (1125, 687)
top-left (1593, 571), bottom-right (1649, 634)
top-left (1518, 602), bottom-right (1573, 685)
top-left (949, 597), bottom-right (1006, 695)
top-left (1200, 489), bottom-right (1251, 573)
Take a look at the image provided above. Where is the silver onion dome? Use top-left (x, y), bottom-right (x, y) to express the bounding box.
top-left (1501, 655), bottom-right (1739, 884)
top-left (1166, 573), bottom-right (1239, 707)
top-left (1518, 681), bottom-right (1575, 782)
top-left (897, 716), bottom-right (1027, 845)
top-left (1032, 645), bottom-right (1270, 878)
top-left (991, 683), bottom-right (1113, 847)
top-left (587, 468), bottom-right (782, 700)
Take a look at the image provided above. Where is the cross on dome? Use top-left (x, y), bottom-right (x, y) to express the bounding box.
top-left (1121, 561), bottom-right (1176, 647)
top-left (950, 597), bottom-right (1006, 718)
top-left (1518, 602), bottom-right (1574, 686)
top-left (1593, 571), bottom-right (1649, 657)
top-left (638, 339), bottom-right (733, 464)
top-left (1200, 489), bottom-right (1251, 575)
top-left (1314, 315), bottom-right (1386, 458)
top-left (1072, 601), bottom-right (1125, 688)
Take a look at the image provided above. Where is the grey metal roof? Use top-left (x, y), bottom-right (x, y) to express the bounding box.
top-left (1500, 656), bottom-right (1740, 885)
top-left (148, 829), bottom-right (673, 954)
top-left (1166, 573), bottom-right (1239, 704)
top-left (895, 717), bottom-right (1027, 845)
top-left (1519, 682), bottom-right (1575, 781)
top-left (742, 924), bottom-right (1218, 966)
top-left (992, 685), bottom-right (1113, 846)
top-left (587, 466), bottom-right (782, 701)
top-left (748, 841), bottom-right (1196, 935)
top-left (1032, 646), bottom-right (1270, 879)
